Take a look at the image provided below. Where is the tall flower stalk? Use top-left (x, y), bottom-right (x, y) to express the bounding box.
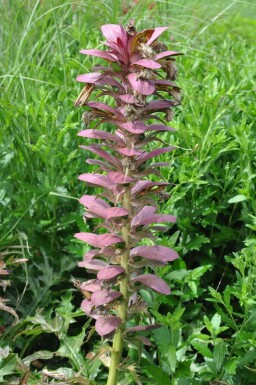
top-left (74, 20), bottom-right (182, 385)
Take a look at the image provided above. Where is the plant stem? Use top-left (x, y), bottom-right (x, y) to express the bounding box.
top-left (106, 188), bottom-right (131, 385)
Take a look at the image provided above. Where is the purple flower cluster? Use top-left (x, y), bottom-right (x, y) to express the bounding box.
top-left (75, 21), bottom-right (181, 338)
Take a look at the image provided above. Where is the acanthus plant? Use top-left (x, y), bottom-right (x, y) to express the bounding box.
top-left (74, 20), bottom-right (182, 385)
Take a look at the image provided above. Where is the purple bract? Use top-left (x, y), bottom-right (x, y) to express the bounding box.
top-left (74, 20), bottom-right (181, 344)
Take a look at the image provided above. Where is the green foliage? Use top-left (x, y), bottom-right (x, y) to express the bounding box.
top-left (0, 293), bottom-right (100, 384)
top-left (147, 231), bottom-right (256, 384)
top-left (0, 0), bottom-right (255, 384)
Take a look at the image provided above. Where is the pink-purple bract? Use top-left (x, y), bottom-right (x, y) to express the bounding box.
top-left (75, 20), bottom-right (181, 338)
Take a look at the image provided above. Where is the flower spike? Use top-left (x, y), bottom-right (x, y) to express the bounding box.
top-left (74, 20), bottom-right (182, 385)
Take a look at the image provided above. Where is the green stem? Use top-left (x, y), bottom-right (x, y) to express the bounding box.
top-left (106, 188), bottom-right (131, 385)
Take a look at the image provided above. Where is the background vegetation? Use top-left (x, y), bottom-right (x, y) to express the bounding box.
top-left (0, 0), bottom-right (255, 384)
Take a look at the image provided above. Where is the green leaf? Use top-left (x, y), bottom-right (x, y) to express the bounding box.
top-left (175, 360), bottom-right (192, 378)
top-left (141, 359), bottom-right (173, 385)
top-left (238, 349), bottom-right (256, 367)
top-left (203, 315), bottom-right (213, 333)
top-left (191, 341), bottom-right (213, 358)
top-left (188, 265), bottom-right (212, 280)
top-left (214, 304), bottom-right (237, 330)
top-left (213, 341), bottom-right (226, 371)
top-left (0, 353), bottom-right (18, 381)
top-left (186, 235), bottom-right (210, 251)
top-left (178, 379), bottom-right (199, 385)
top-left (166, 269), bottom-right (189, 281)
top-left (24, 350), bottom-right (55, 366)
top-left (228, 194), bottom-right (248, 203)
top-left (172, 307), bottom-right (185, 322)
top-left (223, 358), bottom-right (238, 375)
top-left (211, 313), bottom-right (221, 330)
top-left (153, 326), bottom-right (171, 355)
top-left (27, 313), bottom-right (63, 334)
top-left (188, 281), bottom-right (197, 295)
top-left (140, 289), bottom-right (155, 307)
top-left (56, 324), bottom-right (89, 371)
top-left (167, 345), bottom-right (177, 372)
top-left (56, 292), bottom-right (77, 330)
top-left (205, 358), bottom-right (217, 375)
top-left (208, 287), bottom-right (223, 302)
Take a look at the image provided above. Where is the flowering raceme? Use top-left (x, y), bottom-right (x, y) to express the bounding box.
top-left (74, 20), bottom-right (182, 384)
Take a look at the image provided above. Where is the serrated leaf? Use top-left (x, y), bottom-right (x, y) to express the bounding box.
top-left (28, 313), bottom-right (62, 333)
top-left (172, 307), bottom-right (185, 322)
top-left (153, 326), bottom-right (171, 354)
top-left (56, 325), bottom-right (89, 371)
